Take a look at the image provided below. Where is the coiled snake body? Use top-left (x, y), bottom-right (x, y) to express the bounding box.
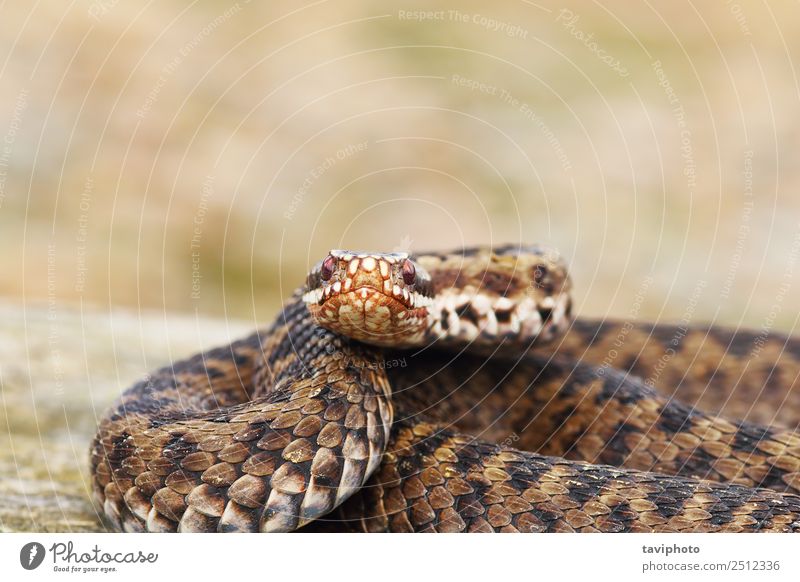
top-left (91, 246), bottom-right (800, 532)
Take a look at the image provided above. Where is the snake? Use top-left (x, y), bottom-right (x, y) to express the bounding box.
top-left (90, 245), bottom-right (800, 532)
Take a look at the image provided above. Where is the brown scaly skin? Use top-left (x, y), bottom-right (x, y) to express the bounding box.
top-left (331, 419), bottom-right (800, 533)
top-left (382, 351), bottom-right (800, 495)
top-left (91, 246), bottom-right (800, 532)
top-left (540, 320), bottom-right (800, 428)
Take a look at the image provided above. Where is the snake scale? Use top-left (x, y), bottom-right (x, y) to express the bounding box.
top-left (91, 245), bottom-right (800, 532)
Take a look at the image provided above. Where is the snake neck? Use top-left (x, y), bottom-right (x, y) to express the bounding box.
top-left (258, 294), bottom-right (394, 403)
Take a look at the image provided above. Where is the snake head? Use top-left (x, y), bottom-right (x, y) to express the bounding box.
top-left (303, 250), bottom-right (435, 346)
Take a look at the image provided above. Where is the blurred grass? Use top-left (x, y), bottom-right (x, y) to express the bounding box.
top-left (1, 0), bottom-right (799, 332)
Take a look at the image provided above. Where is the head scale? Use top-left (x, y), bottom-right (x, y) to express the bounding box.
top-left (303, 250), bottom-right (434, 346)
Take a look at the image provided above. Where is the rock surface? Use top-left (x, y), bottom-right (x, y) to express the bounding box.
top-left (0, 301), bottom-right (252, 532)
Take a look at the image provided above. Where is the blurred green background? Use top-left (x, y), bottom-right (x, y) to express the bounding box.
top-left (2, 0), bottom-right (799, 330)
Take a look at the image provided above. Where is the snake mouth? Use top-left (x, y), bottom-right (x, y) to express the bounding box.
top-left (304, 283), bottom-right (431, 311)
top-left (317, 285), bottom-right (428, 318)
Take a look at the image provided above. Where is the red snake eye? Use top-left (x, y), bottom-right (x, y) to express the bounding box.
top-left (402, 260), bottom-right (416, 285)
top-left (321, 255), bottom-right (336, 281)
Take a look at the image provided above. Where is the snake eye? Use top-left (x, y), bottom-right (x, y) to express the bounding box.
top-left (321, 255), bottom-right (336, 281)
top-left (402, 260), bottom-right (416, 285)
top-left (533, 264), bottom-right (548, 286)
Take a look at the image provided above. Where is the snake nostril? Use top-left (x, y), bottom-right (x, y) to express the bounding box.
top-left (402, 260), bottom-right (416, 285)
top-left (321, 255), bottom-right (336, 281)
